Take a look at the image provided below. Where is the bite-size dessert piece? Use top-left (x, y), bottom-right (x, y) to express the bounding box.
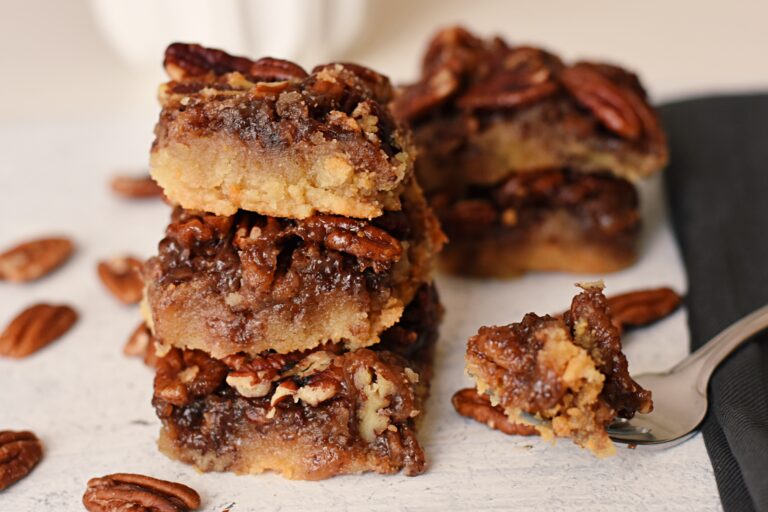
top-left (152, 43), bottom-right (415, 220)
top-left (463, 283), bottom-right (652, 456)
top-left (143, 180), bottom-right (444, 359)
top-left (152, 285), bottom-right (441, 480)
top-left (391, 27), bottom-right (668, 277)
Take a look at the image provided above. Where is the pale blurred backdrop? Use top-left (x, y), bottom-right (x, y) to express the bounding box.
top-left (1, 0), bottom-right (766, 124)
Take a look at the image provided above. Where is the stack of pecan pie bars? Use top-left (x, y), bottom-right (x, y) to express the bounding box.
top-left (141, 44), bottom-right (444, 479)
top-left (393, 27), bottom-right (668, 277)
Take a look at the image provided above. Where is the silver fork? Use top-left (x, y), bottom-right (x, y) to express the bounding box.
top-left (522, 303), bottom-right (768, 449)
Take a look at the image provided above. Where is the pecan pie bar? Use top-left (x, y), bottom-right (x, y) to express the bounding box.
top-left (434, 169), bottom-right (639, 277)
top-left (392, 27), bottom-right (668, 188)
top-left (151, 43), bottom-right (415, 219)
top-left (391, 27), bottom-right (667, 276)
top-left (464, 283), bottom-right (652, 456)
top-left (144, 179), bottom-right (444, 359)
top-left (152, 285), bottom-right (441, 480)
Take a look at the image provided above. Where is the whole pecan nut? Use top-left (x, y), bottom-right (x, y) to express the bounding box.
top-left (97, 256), bottom-right (144, 304)
top-left (83, 473), bottom-right (200, 512)
top-left (452, 388), bottom-right (537, 436)
top-left (559, 63), bottom-right (643, 140)
top-left (0, 237), bottom-right (74, 283)
top-left (0, 304), bottom-right (78, 358)
top-left (607, 287), bottom-right (682, 332)
top-left (110, 174), bottom-right (164, 199)
top-left (0, 430), bottom-right (43, 491)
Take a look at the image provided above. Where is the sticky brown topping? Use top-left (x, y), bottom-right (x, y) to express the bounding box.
top-left (158, 44), bottom-right (404, 161)
top-left (393, 26), bottom-right (664, 144)
top-left (434, 169), bottom-right (640, 241)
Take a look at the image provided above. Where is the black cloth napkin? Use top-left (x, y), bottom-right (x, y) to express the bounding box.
top-left (661, 94), bottom-right (768, 512)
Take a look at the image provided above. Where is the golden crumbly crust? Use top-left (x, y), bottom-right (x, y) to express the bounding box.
top-left (144, 180), bottom-right (444, 358)
top-left (392, 27), bottom-right (668, 188)
top-left (153, 285), bottom-right (441, 480)
top-left (464, 284), bottom-right (652, 457)
top-left (152, 43), bottom-right (415, 219)
top-left (439, 234), bottom-right (636, 278)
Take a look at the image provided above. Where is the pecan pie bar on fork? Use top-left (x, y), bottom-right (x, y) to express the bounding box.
top-left (463, 283), bottom-right (652, 456)
top-left (391, 27), bottom-right (668, 277)
top-left (152, 43), bottom-right (416, 220)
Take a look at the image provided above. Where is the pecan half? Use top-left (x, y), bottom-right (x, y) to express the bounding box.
top-left (0, 304), bottom-right (78, 358)
top-left (302, 215), bottom-right (403, 264)
top-left (83, 473), bottom-right (200, 512)
top-left (165, 42), bottom-right (307, 82)
top-left (97, 256), bottom-right (144, 304)
top-left (391, 68), bottom-right (460, 122)
top-left (154, 349), bottom-right (228, 407)
top-left (295, 376), bottom-right (341, 406)
top-left (452, 388), bottom-right (537, 436)
top-left (392, 27), bottom-right (486, 121)
top-left (0, 237), bottom-right (74, 283)
top-left (607, 287), bottom-right (682, 332)
top-left (559, 63), bottom-right (643, 140)
top-left (124, 322), bottom-right (157, 367)
top-left (555, 287), bottom-right (682, 334)
top-left (0, 430), bottom-right (43, 491)
top-left (110, 174), bottom-right (164, 199)
top-left (458, 47), bottom-right (562, 110)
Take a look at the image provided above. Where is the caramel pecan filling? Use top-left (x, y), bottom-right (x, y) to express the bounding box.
top-left (392, 26), bottom-right (664, 146)
top-left (153, 345), bottom-right (421, 445)
top-left (154, 206), bottom-right (411, 298)
top-left (432, 169), bottom-right (639, 241)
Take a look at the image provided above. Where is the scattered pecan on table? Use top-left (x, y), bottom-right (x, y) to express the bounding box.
top-left (83, 473), bottom-right (200, 512)
top-left (0, 430), bottom-right (43, 491)
top-left (97, 256), bottom-right (144, 304)
top-left (110, 174), bottom-right (164, 199)
top-left (606, 287), bottom-right (683, 333)
top-left (0, 304), bottom-right (78, 358)
top-left (0, 237), bottom-right (74, 283)
top-left (123, 322), bottom-right (157, 367)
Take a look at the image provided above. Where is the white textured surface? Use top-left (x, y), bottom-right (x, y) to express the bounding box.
top-left (0, 119), bottom-right (721, 511)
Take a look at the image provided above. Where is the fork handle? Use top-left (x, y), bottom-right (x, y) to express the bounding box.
top-left (673, 303), bottom-right (768, 394)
